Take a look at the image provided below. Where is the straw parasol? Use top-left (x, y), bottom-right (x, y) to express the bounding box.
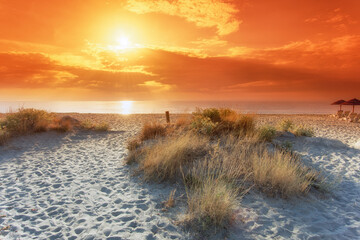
top-left (342, 98), bottom-right (360, 113)
top-left (331, 99), bottom-right (346, 110)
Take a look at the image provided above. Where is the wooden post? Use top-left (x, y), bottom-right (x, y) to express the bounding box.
top-left (165, 111), bottom-right (170, 124)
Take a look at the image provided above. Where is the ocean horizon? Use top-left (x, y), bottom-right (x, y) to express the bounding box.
top-left (0, 100), bottom-right (340, 114)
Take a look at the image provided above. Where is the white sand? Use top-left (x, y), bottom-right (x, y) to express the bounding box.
top-left (0, 114), bottom-right (188, 240)
top-left (1, 114), bottom-right (359, 239)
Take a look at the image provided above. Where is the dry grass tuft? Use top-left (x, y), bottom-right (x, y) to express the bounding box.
top-left (251, 149), bottom-right (317, 197)
top-left (279, 119), bottom-right (294, 132)
top-left (185, 178), bottom-right (238, 229)
top-left (127, 138), bottom-right (141, 151)
top-left (94, 122), bottom-right (110, 131)
top-left (293, 125), bottom-right (315, 137)
top-left (80, 120), bottom-right (110, 131)
top-left (141, 133), bottom-right (208, 181)
top-left (163, 189), bottom-right (177, 210)
top-left (140, 122), bottom-right (167, 141)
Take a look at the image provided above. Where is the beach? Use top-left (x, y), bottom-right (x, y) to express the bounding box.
top-left (1, 113), bottom-right (359, 239)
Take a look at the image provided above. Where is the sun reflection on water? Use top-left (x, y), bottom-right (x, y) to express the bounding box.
top-left (119, 101), bottom-right (133, 114)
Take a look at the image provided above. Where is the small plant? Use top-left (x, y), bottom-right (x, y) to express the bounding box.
top-left (140, 122), bottom-right (167, 141)
top-left (279, 119), bottom-right (294, 132)
top-left (163, 189), bottom-right (176, 210)
top-left (293, 126), bottom-right (314, 137)
top-left (257, 126), bottom-right (277, 142)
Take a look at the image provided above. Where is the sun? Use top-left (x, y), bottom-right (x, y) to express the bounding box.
top-left (116, 35), bottom-right (131, 49)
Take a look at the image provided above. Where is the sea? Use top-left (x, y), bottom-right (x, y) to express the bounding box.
top-left (0, 101), bottom-right (340, 115)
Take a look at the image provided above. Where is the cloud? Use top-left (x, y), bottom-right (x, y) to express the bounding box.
top-left (126, 0), bottom-right (241, 35)
top-left (304, 8), bottom-right (357, 31)
top-left (2, 44), bottom-right (360, 101)
top-left (228, 35), bottom-right (360, 71)
top-left (138, 80), bottom-right (172, 91)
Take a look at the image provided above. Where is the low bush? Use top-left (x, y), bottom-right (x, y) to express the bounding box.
top-left (257, 125), bottom-right (277, 142)
top-left (2, 108), bottom-right (54, 135)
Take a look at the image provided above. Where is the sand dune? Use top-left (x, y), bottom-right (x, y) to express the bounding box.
top-left (1, 114), bottom-right (359, 239)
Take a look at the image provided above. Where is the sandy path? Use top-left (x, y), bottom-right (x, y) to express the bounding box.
top-left (0, 116), bottom-right (187, 239)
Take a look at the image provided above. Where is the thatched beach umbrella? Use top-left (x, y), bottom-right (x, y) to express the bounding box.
top-left (331, 99), bottom-right (346, 110)
top-left (343, 98), bottom-right (360, 113)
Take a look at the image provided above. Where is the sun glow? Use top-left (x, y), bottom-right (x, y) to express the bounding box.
top-left (119, 101), bottom-right (133, 114)
top-left (116, 35), bottom-right (131, 49)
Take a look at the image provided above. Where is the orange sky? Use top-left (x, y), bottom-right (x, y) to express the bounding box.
top-left (0, 0), bottom-right (359, 101)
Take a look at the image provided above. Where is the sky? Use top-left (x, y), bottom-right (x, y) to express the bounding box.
top-left (0, 0), bottom-right (359, 101)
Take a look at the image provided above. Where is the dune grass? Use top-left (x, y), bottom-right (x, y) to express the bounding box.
top-left (251, 149), bottom-right (317, 197)
top-left (126, 108), bottom-right (323, 232)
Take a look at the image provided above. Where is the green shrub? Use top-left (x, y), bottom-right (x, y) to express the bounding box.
top-left (191, 116), bottom-right (218, 135)
top-left (193, 108), bottom-right (221, 123)
top-left (257, 126), bottom-right (277, 142)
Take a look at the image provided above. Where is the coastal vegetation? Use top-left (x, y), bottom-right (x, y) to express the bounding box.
top-left (0, 108), bottom-right (109, 145)
top-left (126, 108), bottom-right (323, 233)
